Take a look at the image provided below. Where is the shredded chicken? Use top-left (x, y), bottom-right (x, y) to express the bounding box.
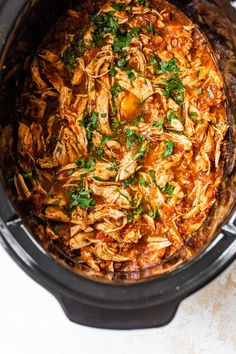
top-left (15, 0), bottom-right (227, 274)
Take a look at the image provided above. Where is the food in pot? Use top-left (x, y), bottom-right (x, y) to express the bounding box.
top-left (14, 0), bottom-right (228, 273)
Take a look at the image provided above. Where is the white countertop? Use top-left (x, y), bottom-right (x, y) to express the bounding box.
top-left (0, 245), bottom-right (235, 354)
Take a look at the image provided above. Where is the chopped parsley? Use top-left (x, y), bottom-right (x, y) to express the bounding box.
top-left (111, 84), bottom-right (124, 96)
top-left (138, 0), bottom-right (151, 7)
top-left (111, 2), bottom-right (126, 11)
top-left (168, 111), bottom-right (179, 124)
top-left (109, 65), bottom-right (117, 77)
top-left (157, 58), bottom-right (179, 75)
top-left (152, 117), bottom-right (165, 130)
top-left (132, 146), bottom-right (146, 161)
top-left (159, 74), bottom-right (185, 106)
top-left (61, 34), bottom-right (87, 69)
top-left (122, 176), bottom-right (137, 187)
top-left (147, 23), bottom-right (154, 33)
top-left (61, 47), bottom-right (77, 69)
top-left (54, 224), bottom-right (59, 235)
top-left (148, 209), bottom-right (160, 218)
top-left (106, 162), bottom-right (118, 171)
top-left (91, 12), bottom-right (119, 46)
top-left (97, 134), bottom-right (112, 155)
top-left (50, 200), bottom-right (60, 206)
top-left (125, 128), bottom-right (144, 149)
top-left (150, 56), bottom-right (158, 66)
top-left (189, 111), bottom-right (198, 119)
top-left (139, 176), bottom-right (150, 186)
top-left (75, 157), bottom-right (96, 177)
top-left (162, 183), bottom-right (174, 197)
top-left (148, 169), bottom-right (157, 185)
top-left (111, 116), bottom-right (126, 132)
top-left (126, 68), bottom-right (136, 80)
top-left (163, 141), bottom-right (174, 158)
top-left (84, 112), bottom-right (99, 140)
top-left (117, 57), bottom-right (127, 68)
top-left (113, 28), bottom-right (140, 52)
top-left (67, 188), bottom-right (94, 209)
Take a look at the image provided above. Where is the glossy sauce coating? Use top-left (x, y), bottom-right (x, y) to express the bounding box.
top-left (15, 0), bottom-right (227, 273)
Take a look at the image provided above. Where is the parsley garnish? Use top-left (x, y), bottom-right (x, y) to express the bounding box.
top-left (84, 112), bottom-right (99, 140)
top-left (132, 146), bottom-right (146, 161)
top-left (67, 188), bottom-right (94, 209)
top-left (152, 117), bottom-right (165, 130)
top-left (111, 2), bottom-right (126, 11)
top-left (117, 57), bottom-right (127, 68)
top-left (122, 176), bottom-right (137, 187)
top-left (162, 141), bottom-right (174, 158)
top-left (148, 209), bottom-right (160, 218)
top-left (75, 157), bottom-right (96, 177)
top-left (159, 74), bottom-right (185, 106)
top-left (50, 200), bottom-right (60, 206)
top-left (109, 65), bottom-right (117, 77)
top-left (162, 183), bottom-right (174, 197)
top-left (54, 224), bottom-right (59, 234)
top-left (189, 111), bottom-right (198, 119)
top-left (92, 12), bottom-right (119, 46)
top-left (157, 58), bottom-right (179, 75)
top-left (147, 23), bottom-right (154, 33)
top-left (168, 111), bottom-right (179, 124)
top-left (150, 56), bottom-right (158, 66)
top-left (111, 84), bottom-right (124, 96)
top-left (139, 176), bottom-right (150, 186)
top-left (106, 162), bottom-right (118, 171)
top-left (148, 169), bottom-right (157, 185)
top-left (125, 128), bottom-right (144, 149)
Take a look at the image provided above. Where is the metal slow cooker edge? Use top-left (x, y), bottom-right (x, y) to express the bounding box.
top-left (0, 0), bottom-right (236, 329)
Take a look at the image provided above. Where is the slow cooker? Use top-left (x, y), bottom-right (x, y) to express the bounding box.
top-left (0, 0), bottom-right (236, 329)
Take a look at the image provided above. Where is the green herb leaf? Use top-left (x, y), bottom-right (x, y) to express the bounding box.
top-left (147, 23), bottom-right (154, 33)
top-left (150, 56), bottom-right (158, 66)
top-left (148, 169), bottom-right (157, 185)
top-left (67, 188), bottom-right (94, 209)
top-left (132, 146), bottom-right (146, 161)
top-left (163, 141), bottom-right (174, 158)
top-left (157, 58), bottom-right (179, 75)
top-left (113, 34), bottom-right (131, 52)
top-left (54, 224), bottom-right (60, 235)
top-left (139, 176), bottom-right (150, 186)
top-left (148, 209), bottom-right (160, 218)
top-left (117, 57), bottom-right (127, 68)
top-left (125, 128), bottom-right (144, 149)
top-left (85, 112), bottom-right (99, 140)
top-left (152, 117), bottom-right (164, 130)
top-left (168, 111), bottom-right (179, 124)
top-left (162, 183), bottom-right (174, 197)
top-left (138, 0), bottom-right (151, 7)
top-left (50, 200), bottom-right (60, 206)
top-left (189, 111), bottom-right (198, 119)
top-left (122, 176), bottom-right (137, 187)
top-left (106, 162), bottom-right (118, 171)
top-left (75, 157), bottom-right (96, 177)
top-left (109, 65), bottom-right (117, 77)
top-left (111, 2), bottom-right (126, 11)
top-left (159, 74), bottom-right (185, 106)
top-left (111, 84), bottom-right (124, 96)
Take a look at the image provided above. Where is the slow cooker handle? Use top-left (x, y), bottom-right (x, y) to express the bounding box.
top-left (57, 295), bottom-right (180, 330)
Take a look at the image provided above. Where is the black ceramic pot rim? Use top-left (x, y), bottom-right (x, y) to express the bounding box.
top-left (0, 0), bottom-right (235, 313)
top-left (1, 181), bottom-right (236, 310)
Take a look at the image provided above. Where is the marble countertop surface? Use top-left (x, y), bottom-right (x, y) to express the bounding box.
top-left (0, 245), bottom-right (235, 354)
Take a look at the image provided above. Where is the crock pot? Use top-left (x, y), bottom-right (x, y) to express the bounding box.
top-left (0, 0), bottom-right (236, 329)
